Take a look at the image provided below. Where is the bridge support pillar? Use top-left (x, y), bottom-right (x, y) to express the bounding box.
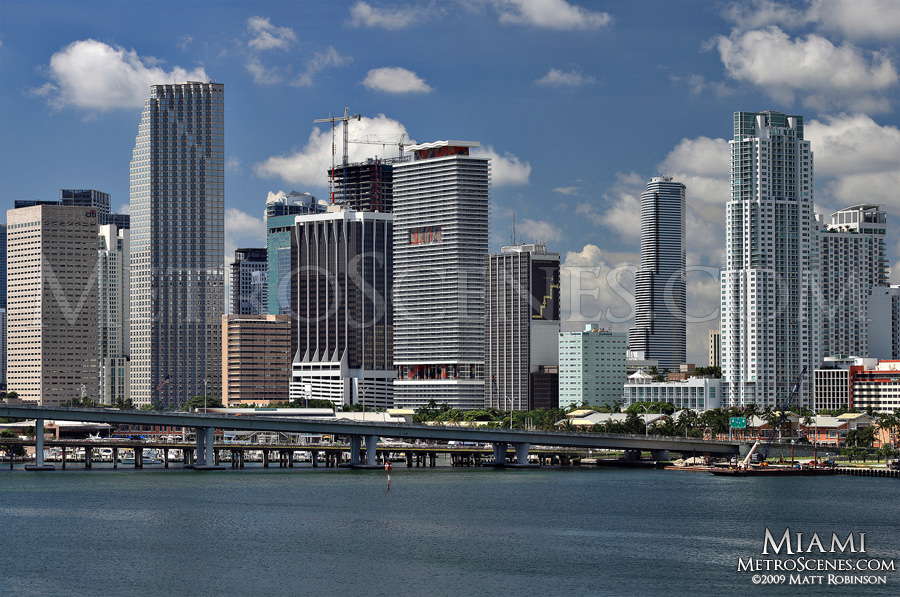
top-left (349, 436), bottom-right (361, 466)
top-left (195, 428), bottom-right (206, 466)
top-left (493, 443), bottom-right (508, 466)
top-left (85, 448), bottom-right (92, 469)
top-left (311, 451), bottom-right (318, 467)
top-left (514, 443), bottom-right (531, 466)
top-left (26, 418), bottom-right (54, 471)
top-left (61, 447), bottom-right (67, 469)
top-left (365, 435), bottom-right (378, 466)
top-left (650, 449), bottom-right (669, 461)
top-left (113, 447), bottom-right (118, 468)
top-left (623, 449), bottom-right (641, 461)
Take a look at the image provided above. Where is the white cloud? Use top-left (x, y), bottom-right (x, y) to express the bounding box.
top-left (245, 55), bottom-right (284, 85)
top-left (177, 35), bottom-right (194, 51)
top-left (255, 114), bottom-right (414, 186)
top-left (226, 156), bottom-right (242, 174)
top-left (711, 26), bottom-right (898, 112)
top-left (472, 145), bottom-right (531, 186)
top-left (560, 244), bottom-right (636, 332)
top-left (293, 47), bottom-right (352, 87)
top-left (362, 67), bottom-right (432, 93)
top-left (33, 39), bottom-right (207, 111)
top-left (724, 0), bottom-right (900, 41)
top-left (246, 16), bottom-right (297, 51)
top-left (488, 0), bottom-right (612, 30)
top-left (516, 218), bottom-right (563, 243)
top-left (225, 208), bottom-right (267, 259)
top-left (658, 136), bottom-right (730, 228)
top-left (809, 0), bottom-right (900, 41)
top-left (575, 172), bottom-right (643, 237)
top-left (348, 1), bottom-right (430, 29)
top-left (116, 202), bottom-right (131, 215)
top-left (553, 186), bottom-right (580, 196)
top-left (535, 68), bottom-right (596, 87)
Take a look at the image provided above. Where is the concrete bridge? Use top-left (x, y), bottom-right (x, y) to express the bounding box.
top-left (0, 405), bottom-right (740, 470)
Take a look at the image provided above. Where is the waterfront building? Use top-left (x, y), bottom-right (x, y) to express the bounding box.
top-left (231, 248), bottom-right (267, 315)
top-left (628, 176), bottom-right (686, 370)
top-left (98, 224), bottom-right (130, 405)
top-left (0, 309), bottom-right (6, 391)
top-left (813, 356), bottom-right (877, 412)
top-left (328, 159), bottom-right (394, 213)
top-left (622, 372), bottom-right (722, 410)
top-left (868, 286), bottom-right (900, 360)
top-left (720, 111), bottom-right (820, 408)
top-left (265, 191), bottom-right (325, 316)
top-left (6, 204), bottom-right (98, 404)
top-left (708, 329), bottom-right (721, 368)
top-left (485, 244), bottom-right (560, 410)
top-left (222, 314), bottom-right (292, 406)
top-left (392, 141), bottom-right (489, 410)
top-left (291, 207), bottom-right (395, 408)
top-left (851, 360), bottom-right (900, 414)
top-left (820, 204), bottom-right (888, 358)
top-left (558, 325), bottom-right (627, 408)
top-left (129, 81), bottom-right (224, 408)
top-left (1, 223), bottom-right (6, 310)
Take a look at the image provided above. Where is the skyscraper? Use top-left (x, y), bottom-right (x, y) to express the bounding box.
top-left (6, 204), bottom-right (98, 404)
top-left (485, 244), bottom-right (560, 411)
top-left (328, 159), bottom-right (394, 212)
top-left (392, 141), bottom-right (489, 410)
top-left (231, 248), bottom-right (267, 315)
top-left (628, 176), bottom-right (686, 370)
top-left (291, 207), bottom-right (395, 408)
top-left (820, 204), bottom-right (888, 358)
top-left (129, 81), bottom-right (224, 408)
top-left (721, 111), bottom-right (820, 407)
top-left (98, 223), bottom-right (130, 405)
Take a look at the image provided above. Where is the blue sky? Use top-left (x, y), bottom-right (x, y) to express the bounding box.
top-left (2, 0), bottom-right (899, 364)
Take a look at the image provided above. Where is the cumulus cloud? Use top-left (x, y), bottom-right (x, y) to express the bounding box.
top-left (724, 0), bottom-right (900, 41)
top-left (575, 172), bottom-right (643, 238)
top-left (255, 114), bottom-right (414, 186)
top-left (472, 145), bottom-right (531, 186)
top-left (245, 55), bottom-right (285, 85)
top-left (516, 218), bottom-right (563, 243)
top-left (711, 26), bottom-right (898, 112)
top-left (553, 186), bottom-right (580, 196)
top-left (487, 0), bottom-right (612, 30)
top-left (560, 244), bottom-right (636, 332)
top-left (226, 156), bottom-right (242, 174)
top-left (348, 1), bottom-right (431, 29)
top-left (658, 136), bottom-right (730, 227)
top-left (535, 68), bottom-right (596, 87)
top-left (362, 67), bottom-right (432, 93)
top-left (247, 16), bottom-right (297, 51)
top-left (32, 39), bottom-right (207, 111)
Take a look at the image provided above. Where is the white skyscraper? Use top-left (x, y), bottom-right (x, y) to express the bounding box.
top-left (129, 82), bottom-right (224, 408)
top-left (820, 204), bottom-right (888, 358)
top-left (98, 224), bottom-right (130, 405)
top-left (392, 141), bottom-right (490, 410)
top-left (721, 111), bottom-right (820, 408)
top-left (628, 176), bottom-right (686, 370)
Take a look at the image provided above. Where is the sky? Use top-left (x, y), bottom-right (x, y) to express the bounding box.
top-left (1, 0), bottom-right (899, 365)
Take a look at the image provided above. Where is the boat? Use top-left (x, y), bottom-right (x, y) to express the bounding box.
top-left (711, 465), bottom-right (836, 477)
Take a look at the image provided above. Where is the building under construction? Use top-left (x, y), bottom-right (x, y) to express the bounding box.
top-left (328, 158), bottom-right (395, 213)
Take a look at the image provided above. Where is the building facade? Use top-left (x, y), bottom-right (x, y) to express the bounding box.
top-left (98, 224), bottom-right (130, 405)
top-left (222, 314), bottom-right (292, 406)
top-left (720, 111), bottom-right (820, 408)
top-left (628, 176), bottom-right (686, 370)
top-left (231, 248), bottom-right (267, 315)
top-left (265, 192), bottom-right (325, 316)
top-left (485, 244), bottom-right (560, 411)
top-left (622, 373), bottom-right (722, 411)
top-left (329, 159), bottom-right (394, 213)
top-left (558, 325), bottom-right (627, 408)
top-left (392, 141), bottom-right (489, 410)
top-left (868, 286), bottom-right (900, 360)
top-left (820, 204), bottom-right (887, 358)
top-left (129, 81), bottom-right (224, 408)
top-left (291, 208), bottom-right (395, 408)
top-left (708, 329), bottom-right (721, 368)
top-left (852, 360), bottom-right (900, 414)
top-left (6, 205), bottom-right (99, 404)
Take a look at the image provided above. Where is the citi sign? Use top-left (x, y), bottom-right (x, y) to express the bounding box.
top-left (86, 209), bottom-right (98, 218)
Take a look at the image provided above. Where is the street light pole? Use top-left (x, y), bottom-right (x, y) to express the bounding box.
top-left (639, 404), bottom-right (650, 438)
top-left (203, 378), bottom-right (208, 412)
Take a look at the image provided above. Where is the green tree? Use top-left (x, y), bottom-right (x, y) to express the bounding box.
top-left (0, 428), bottom-right (26, 458)
top-left (182, 396), bottom-right (224, 412)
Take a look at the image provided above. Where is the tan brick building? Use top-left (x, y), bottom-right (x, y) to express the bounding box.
top-left (221, 314), bottom-right (291, 406)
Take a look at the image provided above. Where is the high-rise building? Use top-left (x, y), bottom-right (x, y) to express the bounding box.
top-left (6, 205), bottom-right (98, 404)
top-left (558, 325), bottom-right (626, 408)
top-left (222, 314), bottom-right (292, 406)
top-left (720, 111), bottom-right (820, 408)
top-left (0, 309), bottom-right (6, 391)
top-left (392, 141), bottom-right (489, 410)
top-left (328, 159), bottom-right (394, 212)
top-left (0, 223), bottom-right (6, 310)
top-left (129, 81), bottom-right (225, 408)
top-left (820, 205), bottom-right (888, 358)
top-left (708, 329), bottom-right (721, 368)
top-left (265, 191), bottom-right (325, 316)
top-left (868, 286), bottom-right (900, 360)
top-left (231, 248), bottom-right (267, 315)
top-left (16, 190), bottom-right (111, 224)
top-left (485, 244), bottom-right (560, 411)
top-left (628, 176), bottom-right (686, 370)
top-left (291, 207), bottom-right (395, 408)
top-left (98, 224), bottom-right (130, 405)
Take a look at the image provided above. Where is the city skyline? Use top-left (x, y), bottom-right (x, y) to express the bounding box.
top-left (2, 1), bottom-right (899, 364)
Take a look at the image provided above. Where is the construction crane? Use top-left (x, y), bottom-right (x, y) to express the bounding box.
top-left (348, 133), bottom-right (409, 160)
top-left (757, 365), bottom-right (808, 462)
top-left (313, 107), bottom-right (360, 203)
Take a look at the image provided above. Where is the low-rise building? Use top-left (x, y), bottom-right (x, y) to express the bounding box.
top-left (622, 372), bottom-right (722, 411)
top-left (558, 325), bottom-right (626, 408)
top-left (222, 314), bottom-right (292, 406)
